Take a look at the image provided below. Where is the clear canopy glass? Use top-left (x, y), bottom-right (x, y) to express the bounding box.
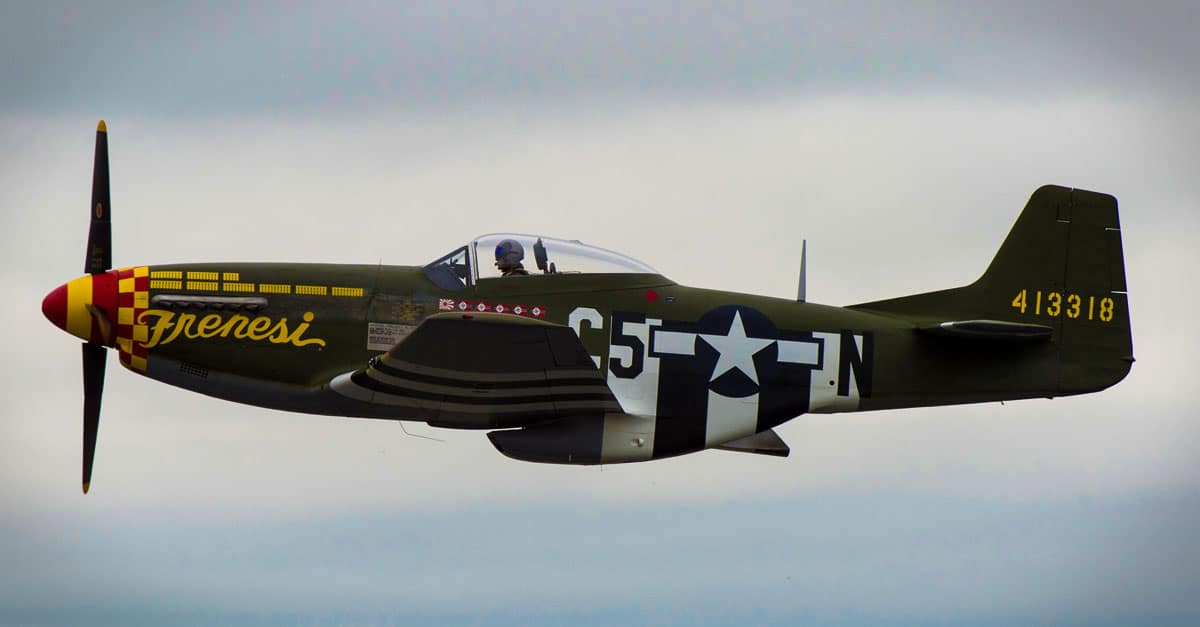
top-left (423, 234), bottom-right (658, 290)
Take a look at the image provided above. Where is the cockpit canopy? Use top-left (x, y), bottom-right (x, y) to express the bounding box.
top-left (423, 233), bottom-right (659, 291)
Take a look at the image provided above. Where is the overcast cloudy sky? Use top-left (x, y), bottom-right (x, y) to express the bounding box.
top-left (2, 3), bottom-right (1199, 626)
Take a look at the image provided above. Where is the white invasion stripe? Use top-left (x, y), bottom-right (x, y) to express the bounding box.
top-left (380, 355), bottom-right (600, 383)
top-left (331, 371), bottom-right (619, 414)
top-left (653, 330), bottom-right (696, 356)
top-left (434, 398), bottom-right (620, 414)
top-left (777, 339), bottom-right (821, 366)
top-left (350, 389), bottom-right (618, 414)
top-left (704, 391), bottom-right (759, 447)
top-left (607, 317), bottom-right (662, 418)
top-left (365, 393), bottom-right (551, 412)
top-left (600, 413), bottom-right (655, 463)
top-left (330, 372), bottom-right (373, 402)
top-left (367, 368), bottom-right (609, 399)
top-left (807, 332), bottom-right (858, 413)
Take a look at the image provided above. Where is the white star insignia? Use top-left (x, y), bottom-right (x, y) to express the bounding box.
top-left (698, 311), bottom-right (773, 384)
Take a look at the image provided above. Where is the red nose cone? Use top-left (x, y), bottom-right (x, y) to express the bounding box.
top-left (42, 283), bottom-right (68, 330)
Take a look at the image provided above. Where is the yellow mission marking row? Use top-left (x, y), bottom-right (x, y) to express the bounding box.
top-left (1011, 289), bottom-right (1115, 322)
top-left (148, 271), bottom-right (364, 297)
top-left (152, 270), bottom-right (240, 281)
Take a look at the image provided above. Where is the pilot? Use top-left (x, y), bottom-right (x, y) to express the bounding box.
top-left (494, 239), bottom-right (530, 276)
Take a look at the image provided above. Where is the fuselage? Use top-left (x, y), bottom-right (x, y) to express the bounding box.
top-left (43, 260), bottom-right (1076, 441)
top-left (45, 123), bottom-right (1133, 479)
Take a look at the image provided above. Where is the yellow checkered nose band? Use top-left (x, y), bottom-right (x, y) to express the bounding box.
top-left (115, 266), bottom-right (150, 373)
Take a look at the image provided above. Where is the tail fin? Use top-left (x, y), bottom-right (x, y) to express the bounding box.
top-left (851, 185), bottom-right (1133, 395)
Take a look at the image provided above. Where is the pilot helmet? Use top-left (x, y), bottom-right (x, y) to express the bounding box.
top-left (494, 239), bottom-right (525, 270)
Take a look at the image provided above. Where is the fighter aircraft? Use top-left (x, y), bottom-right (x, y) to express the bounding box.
top-left (42, 122), bottom-right (1134, 492)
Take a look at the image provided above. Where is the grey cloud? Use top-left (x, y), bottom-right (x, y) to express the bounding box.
top-left (4, 7), bottom-right (1199, 624)
top-left (3, 2), bottom-right (1198, 117)
top-left (4, 492), bottom-right (1200, 625)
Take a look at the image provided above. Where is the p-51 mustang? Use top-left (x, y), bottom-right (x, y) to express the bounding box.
top-left (43, 123), bottom-right (1134, 492)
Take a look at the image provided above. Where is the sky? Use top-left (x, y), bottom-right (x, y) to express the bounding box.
top-left (2, 2), bottom-right (1199, 626)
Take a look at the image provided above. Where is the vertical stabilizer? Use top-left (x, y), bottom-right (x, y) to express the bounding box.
top-left (851, 185), bottom-right (1133, 395)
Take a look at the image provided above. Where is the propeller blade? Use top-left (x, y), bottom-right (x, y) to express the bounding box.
top-left (82, 342), bottom-right (107, 494)
top-left (85, 120), bottom-right (111, 275)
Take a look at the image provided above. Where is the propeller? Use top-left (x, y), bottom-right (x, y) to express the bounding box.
top-left (81, 120), bottom-right (111, 493)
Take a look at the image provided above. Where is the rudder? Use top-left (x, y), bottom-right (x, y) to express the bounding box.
top-left (1055, 187), bottom-right (1134, 393)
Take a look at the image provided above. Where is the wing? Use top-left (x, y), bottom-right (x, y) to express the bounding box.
top-left (331, 312), bottom-right (621, 428)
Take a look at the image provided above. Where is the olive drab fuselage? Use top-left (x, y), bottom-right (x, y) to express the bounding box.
top-left (44, 183), bottom-right (1133, 468)
top-left (45, 122), bottom-right (1131, 489)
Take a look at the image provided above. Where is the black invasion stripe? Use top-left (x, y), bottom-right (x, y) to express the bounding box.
top-left (371, 359), bottom-right (602, 390)
top-left (351, 371), bottom-right (614, 406)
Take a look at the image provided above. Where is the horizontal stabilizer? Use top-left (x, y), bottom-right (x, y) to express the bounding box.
top-left (714, 429), bottom-right (790, 457)
top-left (919, 319), bottom-right (1053, 342)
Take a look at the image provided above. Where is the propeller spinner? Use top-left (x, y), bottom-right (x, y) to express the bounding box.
top-left (41, 120), bottom-right (116, 493)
